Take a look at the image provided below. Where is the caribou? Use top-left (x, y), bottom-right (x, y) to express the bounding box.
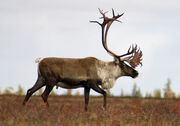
top-left (23, 8), bottom-right (142, 111)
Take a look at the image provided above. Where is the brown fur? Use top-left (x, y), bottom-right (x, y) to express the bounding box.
top-left (39, 57), bottom-right (99, 82)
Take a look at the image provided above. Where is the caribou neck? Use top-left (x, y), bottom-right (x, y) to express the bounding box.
top-left (97, 60), bottom-right (123, 80)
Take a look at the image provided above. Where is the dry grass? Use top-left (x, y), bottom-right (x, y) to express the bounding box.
top-left (0, 95), bottom-right (180, 126)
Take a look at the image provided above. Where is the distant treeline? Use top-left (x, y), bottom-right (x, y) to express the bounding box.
top-left (1, 78), bottom-right (179, 98)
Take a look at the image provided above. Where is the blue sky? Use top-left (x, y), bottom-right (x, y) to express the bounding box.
top-left (0, 0), bottom-right (180, 96)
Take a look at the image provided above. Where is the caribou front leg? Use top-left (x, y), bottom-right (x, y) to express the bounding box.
top-left (91, 83), bottom-right (107, 110)
top-left (84, 87), bottom-right (90, 111)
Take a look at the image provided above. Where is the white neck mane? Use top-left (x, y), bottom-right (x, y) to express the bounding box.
top-left (96, 61), bottom-right (122, 89)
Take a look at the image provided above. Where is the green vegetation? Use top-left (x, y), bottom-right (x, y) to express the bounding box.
top-left (131, 83), bottom-right (142, 98)
top-left (153, 89), bottom-right (161, 98)
top-left (163, 78), bottom-right (175, 98)
top-left (16, 85), bottom-right (24, 96)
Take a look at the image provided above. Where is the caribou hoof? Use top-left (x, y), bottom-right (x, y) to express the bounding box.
top-left (101, 106), bottom-right (106, 111)
top-left (22, 102), bottom-right (26, 106)
top-left (42, 102), bottom-right (49, 108)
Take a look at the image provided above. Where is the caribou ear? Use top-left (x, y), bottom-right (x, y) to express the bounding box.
top-left (114, 57), bottom-right (120, 65)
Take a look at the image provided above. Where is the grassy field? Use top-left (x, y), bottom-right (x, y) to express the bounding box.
top-left (0, 95), bottom-right (180, 126)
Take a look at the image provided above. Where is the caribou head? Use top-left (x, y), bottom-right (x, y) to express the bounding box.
top-left (91, 8), bottom-right (142, 78)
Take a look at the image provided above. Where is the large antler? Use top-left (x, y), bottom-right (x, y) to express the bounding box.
top-left (90, 8), bottom-right (143, 68)
top-left (121, 44), bottom-right (143, 68)
top-left (90, 8), bottom-right (123, 57)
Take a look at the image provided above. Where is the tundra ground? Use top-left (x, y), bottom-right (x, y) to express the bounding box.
top-left (0, 95), bottom-right (180, 126)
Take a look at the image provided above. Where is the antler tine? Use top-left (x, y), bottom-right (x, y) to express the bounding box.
top-left (134, 44), bottom-right (138, 51)
top-left (89, 21), bottom-right (102, 26)
top-left (112, 8), bottom-right (115, 17)
top-left (119, 44), bottom-right (134, 58)
top-left (128, 45), bottom-right (134, 54)
top-left (115, 20), bottom-right (122, 23)
top-left (98, 8), bottom-right (104, 15)
top-left (98, 8), bottom-right (107, 19)
top-left (111, 9), bottom-right (123, 23)
top-left (127, 46), bottom-right (131, 53)
top-left (98, 8), bottom-right (124, 24)
top-left (90, 9), bottom-right (109, 26)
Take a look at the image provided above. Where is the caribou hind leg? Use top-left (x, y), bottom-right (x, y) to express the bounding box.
top-left (41, 85), bottom-right (54, 107)
top-left (23, 76), bottom-right (45, 105)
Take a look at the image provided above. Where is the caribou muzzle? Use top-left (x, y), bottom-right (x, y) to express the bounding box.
top-left (131, 70), bottom-right (138, 78)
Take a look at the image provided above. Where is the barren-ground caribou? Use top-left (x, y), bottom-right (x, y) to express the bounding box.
top-left (23, 9), bottom-right (143, 111)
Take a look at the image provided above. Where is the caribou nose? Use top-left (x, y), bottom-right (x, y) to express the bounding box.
top-left (132, 70), bottom-right (138, 78)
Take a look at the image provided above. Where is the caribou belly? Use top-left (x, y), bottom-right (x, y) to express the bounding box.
top-left (56, 82), bottom-right (83, 89)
